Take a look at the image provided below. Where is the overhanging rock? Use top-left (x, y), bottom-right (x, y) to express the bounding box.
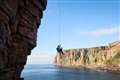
top-left (0, 0), bottom-right (47, 80)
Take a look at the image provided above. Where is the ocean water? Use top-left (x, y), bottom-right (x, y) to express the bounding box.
top-left (21, 64), bottom-right (120, 80)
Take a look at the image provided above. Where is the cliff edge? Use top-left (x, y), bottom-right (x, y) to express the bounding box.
top-left (54, 41), bottom-right (120, 71)
top-left (0, 0), bottom-right (47, 80)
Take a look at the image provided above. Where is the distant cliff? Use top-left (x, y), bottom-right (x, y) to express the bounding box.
top-left (54, 41), bottom-right (120, 71)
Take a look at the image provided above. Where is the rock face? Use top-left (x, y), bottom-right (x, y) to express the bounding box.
top-left (0, 0), bottom-right (47, 80)
top-left (54, 41), bottom-right (120, 71)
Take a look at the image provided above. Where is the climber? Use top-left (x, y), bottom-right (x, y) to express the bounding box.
top-left (56, 44), bottom-right (64, 55)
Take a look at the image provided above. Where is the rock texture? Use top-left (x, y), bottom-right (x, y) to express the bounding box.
top-left (0, 0), bottom-right (47, 80)
top-left (54, 41), bottom-right (120, 71)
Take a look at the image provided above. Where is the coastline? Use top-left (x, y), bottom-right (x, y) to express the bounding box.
top-left (54, 64), bottom-right (120, 73)
top-left (54, 41), bottom-right (120, 73)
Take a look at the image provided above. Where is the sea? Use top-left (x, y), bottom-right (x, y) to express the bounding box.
top-left (21, 64), bottom-right (120, 80)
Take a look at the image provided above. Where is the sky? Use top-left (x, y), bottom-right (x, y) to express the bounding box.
top-left (27, 0), bottom-right (120, 64)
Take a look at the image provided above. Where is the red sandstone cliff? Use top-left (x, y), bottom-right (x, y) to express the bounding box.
top-left (54, 41), bottom-right (120, 71)
top-left (0, 0), bottom-right (47, 80)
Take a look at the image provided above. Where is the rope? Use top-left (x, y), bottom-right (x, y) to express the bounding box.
top-left (58, 0), bottom-right (62, 44)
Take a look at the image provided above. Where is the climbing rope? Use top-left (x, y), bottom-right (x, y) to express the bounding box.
top-left (58, 0), bottom-right (62, 44)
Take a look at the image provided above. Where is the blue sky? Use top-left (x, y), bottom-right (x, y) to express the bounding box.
top-left (27, 0), bottom-right (120, 64)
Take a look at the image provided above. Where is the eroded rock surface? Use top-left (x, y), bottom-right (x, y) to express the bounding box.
top-left (0, 0), bottom-right (47, 80)
top-left (54, 41), bottom-right (120, 71)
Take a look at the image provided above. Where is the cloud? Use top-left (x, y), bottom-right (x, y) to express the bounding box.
top-left (79, 27), bottom-right (120, 37)
top-left (27, 54), bottom-right (55, 64)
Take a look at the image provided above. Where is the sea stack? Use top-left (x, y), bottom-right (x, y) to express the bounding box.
top-left (0, 0), bottom-right (47, 80)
